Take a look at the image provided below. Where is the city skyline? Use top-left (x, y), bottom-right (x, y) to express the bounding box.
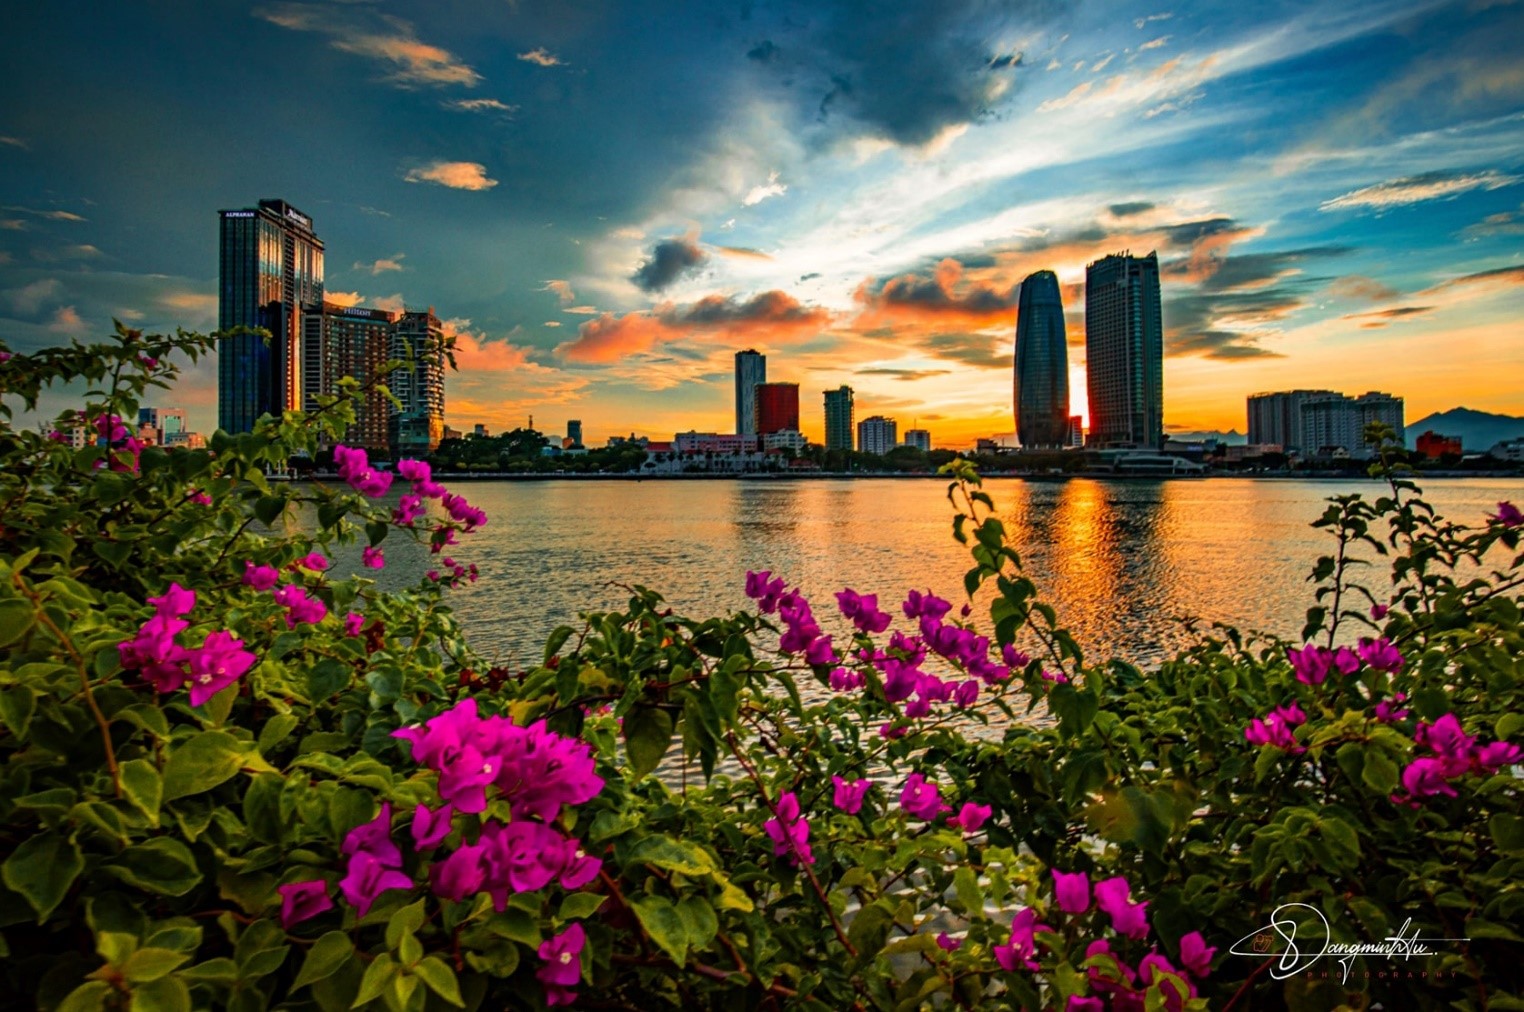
top-left (1, 1), bottom-right (1522, 446)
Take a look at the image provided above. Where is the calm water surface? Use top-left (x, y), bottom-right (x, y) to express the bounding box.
top-left (338, 477), bottom-right (1523, 669)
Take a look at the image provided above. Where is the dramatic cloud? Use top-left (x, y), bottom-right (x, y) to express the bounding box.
top-left (355, 253), bottom-right (405, 275)
top-left (517, 48), bottom-right (564, 67)
top-left (856, 257), bottom-right (1018, 326)
top-left (557, 290), bottom-right (831, 363)
top-left (631, 237), bottom-right (708, 292)
top-left (403, 161), bottom-right (498, 191)
top-left (1418, 263), bottom-right (1524, 295)
top-left (1320, 169), bottom-right (1520, 212)
top-left (255, 5), bottom-right (481, 88)
top-left (751, 0), bottom-right (1053, 147)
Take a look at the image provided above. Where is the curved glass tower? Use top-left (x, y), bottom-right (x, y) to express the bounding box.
top-left (1014, 270), bottom-right (1070, 448)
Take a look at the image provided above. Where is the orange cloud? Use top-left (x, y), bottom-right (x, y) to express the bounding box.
top-left (404, 161), bottom-right (498, 191)
top-left (556, 290), bottom-right (832, 364)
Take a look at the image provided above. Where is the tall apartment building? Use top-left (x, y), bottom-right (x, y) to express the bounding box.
top-left (1014, 270), bottom-right (1070, 448)
top-left (858, 415), bottom-right (897, 455)
top-left (138, 407), bottom-right (188, 445)
top-left (566, 420), bottom-right (584, 448)
top-left (218, 200), bottom-right (324, 433)
top-left (1250, 389), bottom-right (1405, 457)
top-left (300, 303), bottom-right (398, 450)
top-left (1247, 390), bottom-right (1338, 452)
top-left (903, 428), bottom-right (931, 452)
top-left (391, 308), bottom-right (447, 455)
top-left (754, 382), bottom-right (799, 436)
top-left (735, 349), bottom-right (766, 436)
top-left (824, 385), bottom-right (855, 452)
top-left (1085, 252), bottom-right (1163, 448)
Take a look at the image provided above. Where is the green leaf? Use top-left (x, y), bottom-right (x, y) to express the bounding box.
top-left (952, 866), bottom-right (982, 914)
top-left (624, 706), bottom-right (674, 780)
top-left (102, 838), bottom-right (202, 897)
top-left (120, 947), bottom-right (190, 983)
top-left (0, 598), bottom-right (34, 648)
top-left (292, 931), bottom-right (354, 992)
top-left (625, 835), bottom-right (717, 876)
top-left (55, 981), bottom-right (113, 1012)
top-left (558, 893), bottom-right (606, 921)
top-left (0, 685), bottom-right (36, 738)
top-left (677, 896), bottom-right (718, 952)
top-left (257, 712), bottom-right (299, 752)
top-left (128, 976), bottom-right (190, 1012)
top-left (120, 759), bottom-right (163, 824)
top-left (2, 830), bottom-right (84, 921)
top-left (352, 952), bottom-right (398, 1008)
top-left (543, 626), bottom-right (575, 665)
top-left (385, 899), bottom-right (426, 950)
top-left (162, 730), bottom-right (247, 802)
top-left (1362, 750), bottom-right (1399, 796)
top-left (413, 956), bottom-right (465, 1008)
top-left (1497, 712), bottom-right (1524, 741)
top-left (1465, 918), bottom-right (1524, 942)
top-left (630, 894), bottom-right (688, 965)
top-left (1491, 813), bottom-right (1524, 853)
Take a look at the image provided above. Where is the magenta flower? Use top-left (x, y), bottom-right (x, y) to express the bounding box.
top-left (1371, 603), bottom-right (1389, 620)
top-left (397, 458), bottom-right (431, 482)
top-left (1245, 709), bottom-right (1304, 753)
top-left (362, 545), bottom-right (384, 569)
top-left (1052, 870), bottom-right (1091, 915)
top-left (1094, 876), bottom-right (1150, 940)
top-left (298, 552), bottom-right (329, 572)
top-left (1288, 644), bottom-right (1331, 684)
top-left (429, 842), bottom-right (486, 902)
top-left (344, 612), bottom-right (365, 637)
top-left (1067, 998), bottom-right (1105, 1012)
top-left (764, 791), bottom-right (815, 866)
top-left (147, 583), bottom-right (196, 617)
top-left (879, 722), bottom-right (908, 739)
top-left (537, 923), bottom-right (585, 1007)
top-left (94, 414), bottom-right (128, 442)
top-left (1084, 938), bottom-right (1138, 995)
top-left (1373, 693), bottom-right (1410, 724)
top-left (437, 744), bottom-right (501, 814)
top-left (836, 589), bottom-right (892, 634)
top-left (411, 803), bottom-right (453, 850)
top-left (1139, 951), bottom-right (1195, 1009)
top-left (1474, 741), bottom-right (1522, 774)
top-left (1416, 714), bottom-right (1476, 768)
top-left (553, 837), bottom-right (603, 891)
top-left (1002, 644), bottom-right (1031, 669)
top-left (276, 880), bottom-right (333, 929)
top-left (1356, 636), bottom-right (1403, 673)
top-left (1272, 701), bottom-right (1307, 726)
top-left (899, 773), bottom-right (950, 821)
top-left (946, 802), bottom-right (992, 834)
top-left (393, 494), bottom-right (426, 525)
top-left (188, 490), bottom-right (212, 506)
top-left (481, 821), bottom-right (565, 893)
top-left (804, 635), bottom-right (839, 666)
top-left (936, 932), bottom-right (961, 952)
top-left (243, 561), bottom-right (279, 591)
top-left (1178, 931), bottom-right (1216, 978)
top-left (341, 802), bottom-right (403, 868)
top-left (832, 775), bottom-right (870, 814)
top-left (903, 590), bottom-right (952, 620)
top-left (829, 667), bottom-right (863, 692)
top-left (994, 907), bottom-right (1052, 972)
top-left (273, 585), bottom-right (328, 627)
top-left (953, 679), bottom-right (980, 707)
top-left (338, 852), bottom-right (412, 917)
top-left (186, 630), bottom-right (256, 706)
top-left (1492, 501), bottom-right (1523, 528)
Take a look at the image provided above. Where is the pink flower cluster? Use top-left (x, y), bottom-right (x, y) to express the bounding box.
top-left (117, 583), bottom-right (257, 706)
top-left (832, 775), bottom-right (870, 814)
top-left (1398, 714), bottom-right (1520, 802)
top-left (1492, 501), bottom-right (1522, 528)
top-left (242, 559), bottom-right (336, 628)
top-left (537, 923), bottom-right (586, 1006)
top-left (1287, 644), bottom-right (1359, 685)
top-left (93, 413), bottom-right (142, 473)
top-left (763, 791), bottom-right (814, 866)
top-left (1243, 701), bottom-right (1307, 753)
top-left (333, 445), bottom-right (393, 498)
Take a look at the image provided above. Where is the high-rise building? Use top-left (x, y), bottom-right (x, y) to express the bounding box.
top-left (824, 386), bottom-right (855, 452)
top-left (218, 200), bottom-right (324, 434)
top-left (1247, 390), bottom-right (1338, 452)
top-left (1085, 252), bottom-right (1163, 449)
top-left (1068, 415), bottom-right (1084, 448)
top-left (903, 428), bottom-right (931, 452)
top-left (858, 416), bottom-right (897, 455)
top-left (392, 308), bottom-right (447, 454)
top-left (754, 382), bottom-right (799, 435)
top-left (735, 350), bottom-right (767, 436)
top-left (566, 420), bottom-right (583, 448)
top-left (1014, 270), bottom-right (1070, 448)
top-left (1250, 389), bottom-right (1404, 457)
top-left (300, 303), bottom-right (397, 450)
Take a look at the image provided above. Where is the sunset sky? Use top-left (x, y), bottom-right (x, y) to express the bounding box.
top-left (1, 0), bottom-right (1521, 447)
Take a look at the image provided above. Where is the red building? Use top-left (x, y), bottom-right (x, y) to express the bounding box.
top-left (1415, 430), bottom-right (1462, 459)
top-left (754, 382), bottom-right (799, 435)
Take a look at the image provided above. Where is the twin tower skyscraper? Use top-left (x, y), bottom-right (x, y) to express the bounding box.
top-left (1014, 253), bottom-right (1163, 450)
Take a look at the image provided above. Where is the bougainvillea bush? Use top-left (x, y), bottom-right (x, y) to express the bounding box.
top-left (0, 327), bottom-right (1520, 1011)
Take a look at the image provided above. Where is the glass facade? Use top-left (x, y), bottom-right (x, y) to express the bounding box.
top-left (1013, 270), bottom-right (1070, 448)
top-left (824, 385), bottom-right (854, 451)
top-left (217, 200), bottom-right (324, 434)
top-left (302, 303), bottom-right (398, 451)
top-left (735, 350), bottom-right (766, 435)
top-left (754, 382), bottom-right (799, 435)
top-left (392, 309), bottom-right (447, 454)
top-left (1084, 252), bottom-right (1163, 449)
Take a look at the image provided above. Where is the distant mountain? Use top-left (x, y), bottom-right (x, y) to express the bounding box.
top-left (1405, 408), bottom-right (1524, 452)
top-left (1165, 429), bottom-right (1248, 446)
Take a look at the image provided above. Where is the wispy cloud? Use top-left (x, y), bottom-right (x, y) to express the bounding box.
top-left (3, 205), bottom-right (86, 222)
top-left (1321, 169), bottom-right (1520, 211)
top-left (1140, 36), bottom-right (1171, 51)
top-left (255, 4), bottom-right (480, 88)
top-left (0, 136), bottom-right (28, 149)
top-left (517, 47), bottom-right (564, 67)
top-left (743, 171), bottom-right (788, 207)
top-left (446, 98), bottom-right (518, 116)
top-left (543, 279), bottom-right (576, 305)
top-left (403, 161), bottom-right (498, 191)
top-left (1134, 12), bottom-right (1172, 30)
